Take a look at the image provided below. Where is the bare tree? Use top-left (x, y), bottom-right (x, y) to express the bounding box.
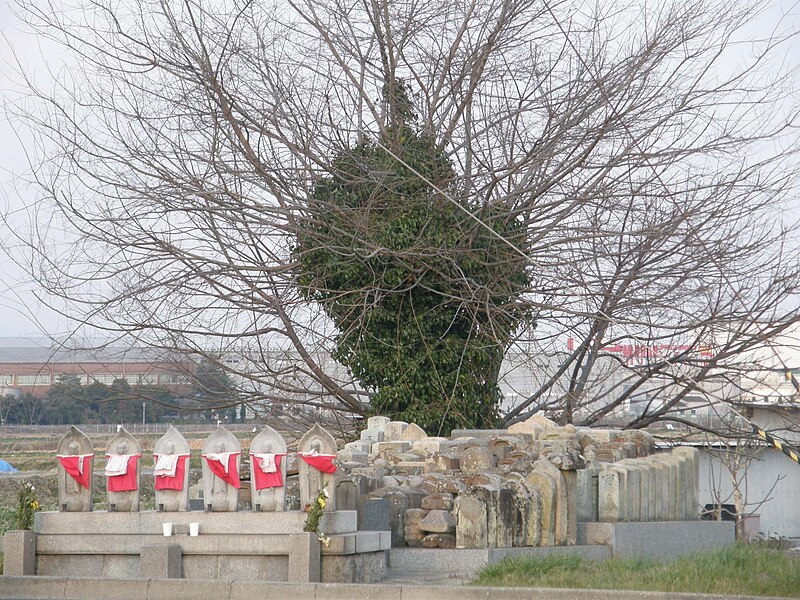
top-left (2, 0), bottom-right (799, 433)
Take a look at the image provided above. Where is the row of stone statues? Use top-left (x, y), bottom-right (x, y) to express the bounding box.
top-left (56, 423), bottom-right (338, 513)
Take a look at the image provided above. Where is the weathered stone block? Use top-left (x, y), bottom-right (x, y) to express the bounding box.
top-left (426, 453), bottom-right (460, 473)
top-left (366, 416), bottom-right (390, 431)
top-left (411, 437), bottom-right (447, 456)
top-left (454, 495), bottom-right (488, 549)
top-left (460, 447), bottom-right (496, 474)
top-left (139, 544), bottom-right (181, 579)
top-left (384, 421), bottom-right (409, 442)
top-left (400, 423), bottom-right (427, 442)
top-left (421, 492), bottom-right (454, 511)
top-left (421, 533), bottom-right (456, 549)
top-left (419, 509), bottom-right (456, 534)
top-left (373, 441), bottom-right (412, 456)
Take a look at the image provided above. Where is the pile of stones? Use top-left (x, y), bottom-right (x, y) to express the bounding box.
top-left (334, 414), bottom-right (697, 549)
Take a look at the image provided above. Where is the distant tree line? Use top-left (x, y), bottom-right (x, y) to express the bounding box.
top-left (0, 372), bottom-right (242, 425)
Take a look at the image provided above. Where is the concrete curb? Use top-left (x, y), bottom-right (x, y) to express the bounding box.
top-left (0, 576), bottom-right (789, 600)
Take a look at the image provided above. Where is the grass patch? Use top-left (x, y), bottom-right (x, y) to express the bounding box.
top-left (473, 545), bottom-right (800, 598)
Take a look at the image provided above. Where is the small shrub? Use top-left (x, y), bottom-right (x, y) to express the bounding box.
top-left (15, 481), bottom-right (40, 530)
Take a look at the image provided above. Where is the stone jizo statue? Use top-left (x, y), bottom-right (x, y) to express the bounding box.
top-left (104, 427), bottom-right (142, 512)
top-left (56, 426), bottom-right (94, 512)
top-left (201, 426), bottom-right (241, 512)
top-left (249, 424), bottom-right (288, 512)
top-left (297, 424), bottom-right (337, 511)
top-left (153, 425), bottom-right (191, 512)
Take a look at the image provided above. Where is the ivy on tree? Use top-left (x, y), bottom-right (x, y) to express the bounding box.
top-left (296, 81), bottom-right (530, 434)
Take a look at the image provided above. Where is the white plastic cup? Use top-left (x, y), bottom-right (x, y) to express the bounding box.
top-left (162, 522), bottom-right (173, 536)
top-left (189, 522), bottom-right (200, 537)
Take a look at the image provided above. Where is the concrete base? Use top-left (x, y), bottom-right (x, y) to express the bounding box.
top-left (26, 510), bottom-right (388, 583)
top-left (2, 530), bottom-right (36, 576)
top-left (2, 576), bottom-right (778, 600)
top-left (389, 545), bottom-right (611, 577)
top-left (139, 544), bottom-right (181, 579)
top-left (577, 520), bottom-right (735, 559)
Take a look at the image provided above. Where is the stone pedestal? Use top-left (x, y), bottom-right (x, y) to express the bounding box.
top-left (139, 544), bottom-right (181, 579)
top-left (2, 530), bottom-right (36, 575)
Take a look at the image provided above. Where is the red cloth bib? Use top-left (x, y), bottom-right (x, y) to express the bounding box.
top-left (203, 453), bottom-right (241, 489)
top-left (299, 453), bottom-right (337, 474)
top-left (252, 454), bottom-right (285, 490)
top-left (57, 455), bottom-right (93, 489)
top-left (106, 455), bottom-right (140, 492)
top-left (154, 454), bottom-right (189, 491)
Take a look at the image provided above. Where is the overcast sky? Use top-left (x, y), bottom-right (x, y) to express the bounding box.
top-left (1, 0), bottom-right (799, 341)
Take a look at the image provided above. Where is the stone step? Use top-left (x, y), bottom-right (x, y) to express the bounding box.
top-left (385, 568), bottom-right (473, 583)
top-left (388, 545), bottom-right (612, 577)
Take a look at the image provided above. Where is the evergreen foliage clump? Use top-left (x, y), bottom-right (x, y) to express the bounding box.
top-left (296, 80), bottom-right (530, 434)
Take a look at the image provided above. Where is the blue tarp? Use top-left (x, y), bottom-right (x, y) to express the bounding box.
top-left (0, 459), bottom-right (18, 473)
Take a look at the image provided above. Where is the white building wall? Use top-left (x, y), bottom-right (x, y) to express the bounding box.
top-left (699, 447), bottom-right (800, 541)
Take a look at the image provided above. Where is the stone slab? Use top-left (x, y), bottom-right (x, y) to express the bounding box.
top-left (1, 576), bottom-right (782, 600)
top-left (450, 429), bottom-right (510, 438)
top-left (2, 530), bottom-right (36, 575)
top-left (34, 510), bottom-right (357, 535)
top-left (388, 545), bottom-right (610, 574)
top-left (64, 578), bottom-right (149, 599)
top-left (139, 544), bottom-right (181, 579)
top-left (577, 521), bottom-right (735, 560)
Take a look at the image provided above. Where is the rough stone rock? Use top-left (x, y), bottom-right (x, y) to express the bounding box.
top-left (344, 440), bottom-right (370, 453)
top-left (460, 446), bottom-right (496, 474)
top-left (444, 478), bottom-right (468, 495)
top-left (360, 429), bottom-right (384, 446)
top-left (508, 421), bottom-right (544, 439)
top-left (403, 508), bottom-right (428, 547)
top-left (412, 437), bottom-right (448, 456)
top-left (426, 453), bottom-right (460, 473)
top-left (400, 423), bottom-right (428, 442)
top-left (389, 462), bottom-right (426, 477)
top-left (495, 483), bottom-right (516, 547)
top-left (336, 449), bottom-right (368, 465)
top-left (467, 483), bottom-right (500, 549)
top-left (507, 473), bottom-right (541, 547)
top-left (528, 412), bottom-right (558, 429)
top-left (373, 441), bottom-right (412, 456)
top-left (419, 509), bottom-right (456, 533)
top-left (525, 470), bottom-right (556, 546)
top-left (384, 421), bottom-right (409, 442)
top-left (533, 459), bottom-right (571, 545)
top-left (540, 445), bottom-right (585, 471)
top-left (367, 416), bottom-right (390, 431)
top-left (421, 533), bottom-right (456, 549)
top-left (367, 486), bottom-right (425, 546)
top-left (454, 494), bottom-right (488, 548)
top-left (421, 492), bottom-right (454, 511)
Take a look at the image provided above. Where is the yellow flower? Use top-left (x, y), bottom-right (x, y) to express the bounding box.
top-left (318, 498), bottom-right (326, 509)
top-left (31, 501), bottom-right (40, 510)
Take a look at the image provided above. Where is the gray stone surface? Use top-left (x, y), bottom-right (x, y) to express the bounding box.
top-left (419, 510), bottom-right (455, 534)
top-left (2, 530), bottom-right (36, 576)
top-left (383, 421), bottom-right (409, 442)
top-left (35, 509), bottom-right (357, 536)
top-left (359, 497), bottom-right (391, 532)
top-left (578, 520), bottom-right (735, 559)
top-left (139, 544), bottom-right (181, 578)
top-left (288, 532), bottom-right (321, 582)
top-left (0, 576), bottom-right (780, 600)
top-left (459, 446), bottom-right (496, 474)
